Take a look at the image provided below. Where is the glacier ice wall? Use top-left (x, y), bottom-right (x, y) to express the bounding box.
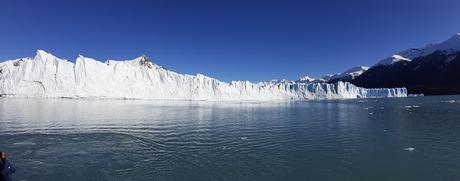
top-left (0, 50), bottom-right (407, 101)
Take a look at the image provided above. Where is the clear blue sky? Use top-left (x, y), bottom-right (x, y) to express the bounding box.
top-left (1, 0), bottom-right (460, 82)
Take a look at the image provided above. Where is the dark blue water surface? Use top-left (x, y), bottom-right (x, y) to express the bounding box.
top-left (1, 96), bottom-right (460, 181)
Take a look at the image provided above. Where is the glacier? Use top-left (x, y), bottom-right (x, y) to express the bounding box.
top-left (0, 50), bottom-right (407, 101)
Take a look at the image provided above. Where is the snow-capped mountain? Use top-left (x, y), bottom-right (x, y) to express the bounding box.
top-left (352, 32), bottom-right (460, 95)
top-left (0, 50), bottom-right (406, 101)
top-left (295, 76), bottom-right (321, 83)
top-left (297, 76), bottom-right (315, 83)
top-left (266, 79), bottom-right (295, 85)
top-left (327, 66), bottom-right (369, 83)
top-left (376, 54), bottom-right (412, 66)
top-left (296, 66), bottom-right (370, 85)
top-left (375, 33), bottom-right (460, 66)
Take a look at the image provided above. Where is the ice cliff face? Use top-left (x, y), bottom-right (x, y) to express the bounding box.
top-left (0, 50), bottom-right (407, 101)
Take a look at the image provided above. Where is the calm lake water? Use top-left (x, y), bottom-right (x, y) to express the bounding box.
top-left (1, 96), bottom-right (460, 181)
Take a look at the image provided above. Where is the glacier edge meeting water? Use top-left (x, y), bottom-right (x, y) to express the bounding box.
top-left (0, 50), bottom-right (407, 101)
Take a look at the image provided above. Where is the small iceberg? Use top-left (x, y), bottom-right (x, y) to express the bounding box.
top-left (402, 105), bottom-right (420, 109)
top-left (404, 147), bottom-right (415, 152)
top-left (408, 94), bottom-right (424, 97)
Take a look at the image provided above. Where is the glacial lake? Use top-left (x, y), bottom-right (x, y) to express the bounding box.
top-left (1, 96), bottom-right (460, 181)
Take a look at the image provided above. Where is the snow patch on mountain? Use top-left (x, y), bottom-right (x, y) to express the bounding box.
top-left (296, 75), bottom-right (334, 84)
top-left (377, 55), bottom-right (412, 65)
top-left (266, 79), bottom-right (294, 85)
top-left (296, 76), bottom-right (316, 83)
top-left (329, 66), bottom-right (369, 80)
top-left (0, 50), bottom-right (407, 101)
top-left (376, 33), bottom-right (460, 66)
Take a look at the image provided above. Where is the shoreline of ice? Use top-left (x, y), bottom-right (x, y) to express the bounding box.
top-left (0, 50), bottom-right (407, 101)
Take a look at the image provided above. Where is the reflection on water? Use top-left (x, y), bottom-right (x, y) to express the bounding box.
top-left (1, 97), bottom-right (460, 180)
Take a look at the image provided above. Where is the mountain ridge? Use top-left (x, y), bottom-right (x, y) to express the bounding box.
top-left (349, 32), bottom-right (460, 95)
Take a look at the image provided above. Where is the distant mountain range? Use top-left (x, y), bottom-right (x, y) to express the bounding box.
top-left (301, 33), bottom-right (460, 95)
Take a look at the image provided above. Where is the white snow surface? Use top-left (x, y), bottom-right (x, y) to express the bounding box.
top-left (296, 76), bottom-right (316, 83)
top-left (296, 75), bottom-right (332, 84)
top-left (0, 50), bottom-right (407, 101)
top-left (266, 79), bottom-right (295, 85)
top-left (377, 55), bottom-right (412, 66)
top-left (329, 66), bottom-right (369, 80)
top-left (310, 66), bottom-right (369, 83)
top-left (376, 33), bottom-right (460, 66)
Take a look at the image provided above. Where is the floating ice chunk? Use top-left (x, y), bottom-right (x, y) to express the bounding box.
top-left (402, 105), bottom-right (419, 109)
top-left (404, 147), bottom-right (415, 152)
top-left (13, 141), bottom-right (36, 146)
top-left (441, 100), bottom-right (457, 103)
top-left (408, 94), bottom-right (424, 97)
